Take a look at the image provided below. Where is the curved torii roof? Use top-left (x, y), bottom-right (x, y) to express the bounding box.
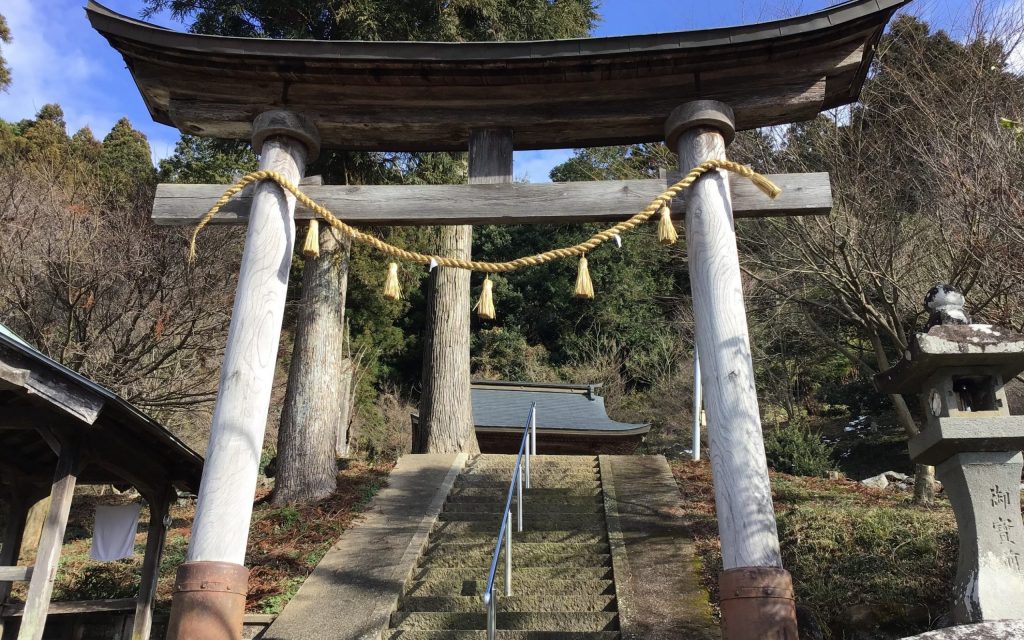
top-left (87, 0), bottom-right (906, 151)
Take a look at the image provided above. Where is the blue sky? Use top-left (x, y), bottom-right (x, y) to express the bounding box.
top-left (0, 0), bottom-right (976, 182)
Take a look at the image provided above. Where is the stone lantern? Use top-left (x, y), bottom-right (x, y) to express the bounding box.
top-left (875, 284), bottom-right (1024, 624)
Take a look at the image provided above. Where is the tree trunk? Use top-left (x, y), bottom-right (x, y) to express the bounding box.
top-left (871, 331), bottom-right (935, 504)
top-left (272, 226), bottom-right (351, 505)
top-left (416, 129), bottom-right (511, 454)
top-left (336, 356), bottom-right (354, 459)
top-left (913, 463), bottom-right (936, 504)
top-left (889, 391), bottom-right (936, 503)
top-left (416, 224), bottom-right (478, 454)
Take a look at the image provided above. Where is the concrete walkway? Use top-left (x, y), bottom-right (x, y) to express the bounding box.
top-left (266, 453), bottom-right (716, 639)
top-left (264, 454), bottom-right (466, 640)
top-left (600, 455), bottom-right (719, 640)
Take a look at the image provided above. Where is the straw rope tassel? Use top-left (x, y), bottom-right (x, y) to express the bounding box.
top-left (477, 276), bottom-right (496, 320)
top-left (383, 262), bottom-right (401, 301)
top-left (187, 160), bottom-right (780, 271)
top-left (575, 256), bottom-right (594, 299)
top-left (302, 219), bottom-right (320, 258)
top-left (657, 204), bottom-right (678, 245)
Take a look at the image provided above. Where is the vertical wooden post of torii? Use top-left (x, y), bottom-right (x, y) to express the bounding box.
top-left (166, 111), bottom-right (319, 640)
top-left (667, 100), bottom-right (798, 640)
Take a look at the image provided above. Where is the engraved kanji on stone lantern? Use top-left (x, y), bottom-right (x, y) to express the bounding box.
top-left (876, 284), bottom-right (1024, 624)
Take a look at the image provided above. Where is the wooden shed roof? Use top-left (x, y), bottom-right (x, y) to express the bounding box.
top-left (0, 325), bottom-right (203, 495)
top-left (86, 0), bottom-right (906, 151)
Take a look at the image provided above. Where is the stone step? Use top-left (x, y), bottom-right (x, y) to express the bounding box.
top-left (454, 481), bottom-right (601, 493)
top-left (454, 478), bottom-right (601, 490)
top-left (412, 567), bottom-right (613, 583)
top-left (438, 513), bottom-right (605, 528)
top-left (419, 553), bottom-right (610, 569)
top-left (390, 611), bottom-right (619, 632)
top-left (429, 527), bottom-right (606, 545)
top-left (465, 461), bottom-right (599, 472)
top-left (446, 488), bottom-right (603, 501)
top-left (469, 455), bottom-right (598, 466)
top-left (385, 630), bottom-right (620, 640)
top-left (431, 521), bottom-right (605, 536)
top-left (402, 579), bottom-right (615, 598)
top-left (443, 502), bottom-right (602, 514)
top-left (464, 464), bottom-right (600, 475)
top-left (425, 542), bottom-right (609, 558)
top-left (451, 484), bottom-right (603, 494)
top-left (462, 466), bottom-right (598, 477)
top-left (399, 595), bottom-right (617, 613)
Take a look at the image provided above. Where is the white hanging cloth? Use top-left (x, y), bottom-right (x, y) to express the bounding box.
top-left (90, 503), bottom-right (142, 562)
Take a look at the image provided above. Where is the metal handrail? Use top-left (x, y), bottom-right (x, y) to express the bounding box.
top-left (481, 402), bottom-right (537, 640)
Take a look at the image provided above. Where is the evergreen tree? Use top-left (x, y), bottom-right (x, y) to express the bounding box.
top-left (158, 136), bottom-right (256, 184)
top-left (496, 144), bottom-right (684, 382)
top-left (0, 15), bottom-right (11, 91)
top-left (98, 118), bottom-right (156, 208)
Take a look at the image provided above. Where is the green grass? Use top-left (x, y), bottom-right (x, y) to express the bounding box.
top-left (272, 506), bottom-right (302, 531)
top-left (672, 460), bottom-right (960, 639)
top-left (355, 478), bottom-right (385, 511)
top-left (256, 576), bottom-right (305, 615)
top-left (778, 502), bottom-right (956, 635)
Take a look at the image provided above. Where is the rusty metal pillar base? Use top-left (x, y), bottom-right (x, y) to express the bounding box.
top-left (167, 561), bottom-right (249, 640)
top-left (720, 567), bottom-right (799, 640)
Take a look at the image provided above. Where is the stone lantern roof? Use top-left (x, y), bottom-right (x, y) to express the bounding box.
top-left (874, 324), bottom-right (1024, 396)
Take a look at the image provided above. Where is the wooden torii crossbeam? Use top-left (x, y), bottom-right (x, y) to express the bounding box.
top-left (152, 172), bottom-right (832, 226)
top-left (86, 1), bottom-right (906, 638)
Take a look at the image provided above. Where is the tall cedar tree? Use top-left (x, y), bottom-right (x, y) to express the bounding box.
top-left (145, 0), bottom-right (597, 501)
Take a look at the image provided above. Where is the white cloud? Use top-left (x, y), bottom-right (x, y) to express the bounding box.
top-left (0, 0), bottom-right (182, 165)
top-left (1, 0), bottom-right (101, 119)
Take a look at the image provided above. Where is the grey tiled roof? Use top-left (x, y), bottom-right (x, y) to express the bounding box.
top-left (471, 384), bottom-right (647, 433)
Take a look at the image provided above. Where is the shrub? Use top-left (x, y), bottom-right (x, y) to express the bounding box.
top-left (349, 384), bottom-right (413, 462)
top-left (764, 424), bottom-right (835, 477)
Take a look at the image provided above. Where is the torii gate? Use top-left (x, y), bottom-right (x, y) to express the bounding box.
top-left (88, 1), bottom-right (905, 638)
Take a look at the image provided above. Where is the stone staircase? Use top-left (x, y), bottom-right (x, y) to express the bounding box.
top-left (387, 454), bottom-right (620, 640)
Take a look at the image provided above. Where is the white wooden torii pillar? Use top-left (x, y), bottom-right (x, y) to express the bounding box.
top-left (668, 100), bottom-right (797, 639)
top-left (166, 111), bottom-right (320, 640)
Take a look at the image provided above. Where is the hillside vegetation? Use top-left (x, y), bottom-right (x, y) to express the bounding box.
top-left (1, 5), bottom-right (1023, 637)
